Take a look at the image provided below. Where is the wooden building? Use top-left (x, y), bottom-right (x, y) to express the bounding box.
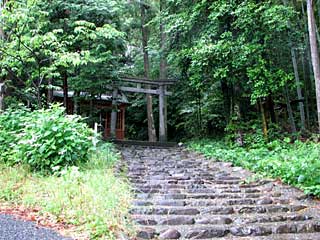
top-left (53, 90), bottom-right (129, 140)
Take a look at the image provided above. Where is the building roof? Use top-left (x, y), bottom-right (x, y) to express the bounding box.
top-left (53, 90), bottom-right (129, 104)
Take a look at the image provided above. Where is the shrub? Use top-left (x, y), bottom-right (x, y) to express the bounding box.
top-left (0, 106), bottom-right (30, 163)
top-left (0, 105), bottom-right (95, 173)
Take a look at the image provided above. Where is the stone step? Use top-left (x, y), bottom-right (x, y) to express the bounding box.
top-left (130, 204), bottom-right (307, 216)
top-left (130, 179), bottom-right (272, 189)
top-left (130, 207), bottom-right (201, 215)
top-left (134, 192), bottom-right (282, 200)
top-left (220, 232), bottom-right (320, 240)
top-left (132, 182), bottom-right (264, 190)
top-left (136, 221), bottom-right (320, 239)
top-left (130, 177), bottom-right (244, 184)
top-left (132, 197), bottom-right (290, 207)
top-left (133, 187), bottom-right (266, 195)
top-left (132, 213), bottom-right (313, 226)
top-left (186, 193), bottom-right (281, 199)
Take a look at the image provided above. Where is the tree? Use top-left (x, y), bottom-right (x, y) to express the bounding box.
top-left (2, 0), bottom-right (320, 141)
top-left (0, 0), bottom-right (67, 108)
top-left (307, 0), bottom-right (320, 132)
top-left (0, 0), bottom-right (125, 111)
top-left (159, 0), bottom-right (168, 141)
top-left (165, 0), bottom-right (298, 137)
top-left (140, 1), bottom-right (157, 142)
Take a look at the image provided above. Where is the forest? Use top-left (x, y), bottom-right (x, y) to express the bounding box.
top-left (1, 0), bottom-right (320, 140)
top-left (1, 0), bottom-right (320, 239)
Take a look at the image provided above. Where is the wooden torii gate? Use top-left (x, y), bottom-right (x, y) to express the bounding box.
top-left (110, 77), bottom-right (175, 142)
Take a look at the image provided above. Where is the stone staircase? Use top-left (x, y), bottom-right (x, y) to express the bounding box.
top-left (118, 145), bottom-right (320, 239)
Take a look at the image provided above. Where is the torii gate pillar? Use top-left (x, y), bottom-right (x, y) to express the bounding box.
top-left (110, 87), bottom-right (118, 139)
top-left (159, 84), bottom-right (167, 142)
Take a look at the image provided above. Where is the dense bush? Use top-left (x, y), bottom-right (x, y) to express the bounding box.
top-left (0, 105), bottom-right (95, 173)
top-left (189, 138), bottom-right (320, 196)
top-left (0, 107), bottom-right (30, 163)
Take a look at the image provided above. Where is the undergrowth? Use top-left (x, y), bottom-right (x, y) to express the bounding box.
top-left (189, 138), bottom-right (320, 197)
top-left (0, 143), bottom-right (132, 239)
top-left (0, 105), bottom-right (94, 173)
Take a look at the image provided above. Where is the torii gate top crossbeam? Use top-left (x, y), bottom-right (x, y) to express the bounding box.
top-left (116, 77), bottom-right (175, 96)
top-left (120, 77), bottom-right (176, 85)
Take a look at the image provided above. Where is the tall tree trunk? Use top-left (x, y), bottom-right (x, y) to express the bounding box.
top-left (291, 47), bottom-right (306, 131)
top-left (307, 0), bottom-right (320, 132)
top-left (197, 91), bottom-right (202, 135)
top-left (0, 0), bottom-right (7, 36)
top-left (307, 48), bottom-right (317, 124)
top-left (259, 99), bottom-right (268, 139)
top-left (266, 95), bottom-right (276, 124)
top-left (284, 86), bottom-right (297, 133)
top-left (159, 0), bottom-right (167, 81)
top-left (221, 80), bottom-right (231, 122)
top-left (301, 47), bottom-right (311, 128)
top-left (232, 85), bottom-right (243, 146)
top-left (302, 1), bottom-right (317, 124)
top-left (159, 0), bottom-right (167, 141)
top-left (283, 0), bottom-right (306, 131)
top-left (0, 1), bottom-right (5, 39)
top-left (317, 0), bottom-right (320, 24)
top-left (37, 86), bottom-right (42, 109)
top-left (140, 2), bottom-right (157, 142)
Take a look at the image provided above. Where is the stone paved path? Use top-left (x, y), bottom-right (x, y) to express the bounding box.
top-left (118, 145), bottom-right (320, 240)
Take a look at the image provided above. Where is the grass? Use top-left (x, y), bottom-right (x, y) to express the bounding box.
top-left (189, 138), bottom-right (320, 197)
top-left (0, 142), bottom-right (133, 239)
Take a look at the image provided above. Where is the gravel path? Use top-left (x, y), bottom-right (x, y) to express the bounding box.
top-left (118, 145), bottom-right (320, 239)
top-left (0, 214), bottom-right (70, 240)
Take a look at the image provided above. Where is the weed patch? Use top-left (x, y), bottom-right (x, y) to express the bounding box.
top-left (0, 143), bottom-right (132, 239)
top-left (189, 139), bottom-right (320, 196)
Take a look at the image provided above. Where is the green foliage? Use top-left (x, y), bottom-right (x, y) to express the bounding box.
top-left (0, 0), bottom-right (317, 140)
top-left (0, 0), bottom-right (127, 108)
top-left (0, 105), bottom-right (95, 173)
top-left (0, 143), bottom-right (133, 239)
top-left (0, 106), bottom-right (30, 163)
top-left (224, 120), bottom-right (276, 147)
top-left (172, 83), bottom-right (226, 139)
top-left (163, 0), bottom-right (306, 137)
top-left (124, 94), bottom-right (150, 140)
top-left (0, 0), bottom-right (68, 106)
top-left (16, 106), bottom-right (95, 172)
top-left (189, 138), bottom-right (320, 196)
